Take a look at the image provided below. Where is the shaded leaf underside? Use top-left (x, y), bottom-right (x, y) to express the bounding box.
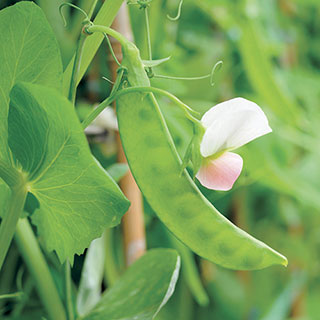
top-left (0, 1), bottom-right (63, 162)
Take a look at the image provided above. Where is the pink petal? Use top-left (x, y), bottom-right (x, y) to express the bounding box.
top-left (196, 152), bottom-right (243, 191)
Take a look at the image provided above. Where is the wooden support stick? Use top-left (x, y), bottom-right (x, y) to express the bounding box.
top-left (109, 3), bottom-right (146, 266)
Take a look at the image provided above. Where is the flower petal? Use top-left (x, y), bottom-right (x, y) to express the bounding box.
top-left (196, 152), bottom-right (243, 191)
top-left (200, 97), bottom-right (272, 157)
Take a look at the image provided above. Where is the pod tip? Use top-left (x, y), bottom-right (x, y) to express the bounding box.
top-left (282, 258), bottom-right (288, 267)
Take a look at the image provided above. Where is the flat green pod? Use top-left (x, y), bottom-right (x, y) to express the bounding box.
top-left (116, 42), bottom-right (287, 270)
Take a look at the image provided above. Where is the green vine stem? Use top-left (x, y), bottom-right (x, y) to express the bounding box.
top-left (65, 260), bottom-right (74, 320)
top-left (0, 246), bottom-right (19, 310)
top-left (63, 0), bottom-right (100, 104)
top-left (68, 33), bottom-right (87, 104)
top-left (144, 7), bottom-right (152, 61)
top-left (0, 166), bottom-right (27, 271)
top-left (15, 218), bottom-right (67, 320)
top-left (85, 25), bottom-right (128, 47)
top-left (82, 86), bottom-right (201, 129)
top-left (11, 275), bottom-right (34, 317)
top-left (63, 0), bottom-right (124, 95)
top-left (68, 0), bottom-right (98, 37)
top-left (60, 0), bottom-right (99, 104)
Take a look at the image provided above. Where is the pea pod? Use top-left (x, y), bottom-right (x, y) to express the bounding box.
top-left (87, 25), bottom-right (288, 270)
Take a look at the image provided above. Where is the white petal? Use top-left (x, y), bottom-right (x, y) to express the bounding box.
top-left (200, 98), bottom-right (272, 157)
top-left (196, 152), bottom-right (243, 191)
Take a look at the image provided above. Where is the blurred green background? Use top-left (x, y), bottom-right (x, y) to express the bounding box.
top-left (1, 0), bottom-right (320, 319)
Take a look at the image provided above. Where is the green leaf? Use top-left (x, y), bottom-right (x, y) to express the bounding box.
top-left (261, 272), bottom-right (305, 320)
top-left (0, 2), bottom-right (63, 162)
top-left (237, 18), bottom-right (301, 125)
top-left (84, 249), bottom-right (180, 320)
top-left (77, 235), bottom-right (106, 316)
top-left (142, 57), bottom-right (171, 68)
top-left (8, 82), bottom-right (130, 263)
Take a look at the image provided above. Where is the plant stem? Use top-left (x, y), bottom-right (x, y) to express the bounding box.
top-left (121, 86), bottom-right (199, 116)
top-left (0, 183), bottom-right (27, 271)
top-left (69, 0), bottom-right (98, 38)
top-left (0, 292), bottom-right (22, 299)
top-left (65, 261), bottom-right (74, 320)
top-left (0, 159), bottom-right (21, 188)
top-left (116, 86), bottom-right (201, 122)
top-left (15, 218), bottom-right (67, 320)
top-left (63, 0), bottom-right (124, 96)
top-left (111, 68), bottom-right (125, 96)
top-left (69, 20), bottom-right (130, 104)
top-left (86, 25), bottom-right (128, 47)
top-left (144, 7), bottom-right (152, 61)
top-left (154, 73), bottom-right (211, 81)
top-left (104, 33), bottom-right (121, 67)
top-left (82, 86), bottom-right (200, 129)
top-left (82, 96), bottom-right (114, 129)
top-left (83, 68), bottom-right (125, 128)
top-left (68, 33), bottom-right (87, 104)
top-left (0, 246), bottom-right (19, 310)
top-left (11, 274), bottom-right (34, 317)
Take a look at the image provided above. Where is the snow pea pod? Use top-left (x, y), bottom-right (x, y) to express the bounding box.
top-left (87, 25), bottom-right (287, 270)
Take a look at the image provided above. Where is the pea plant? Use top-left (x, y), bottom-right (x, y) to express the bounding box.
top-left (0, 1), bottom-right (287, 319)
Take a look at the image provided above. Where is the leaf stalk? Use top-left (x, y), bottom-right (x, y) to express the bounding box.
top-left (0, 172), bottom-right (27, 271)
top-left (15, 219), bottom-right (67, 320)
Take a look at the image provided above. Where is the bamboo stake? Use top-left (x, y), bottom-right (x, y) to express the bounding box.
top-left (109, 3), bottom-right (146, 266)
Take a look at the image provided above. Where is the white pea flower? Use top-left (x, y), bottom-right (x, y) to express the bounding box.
top-left (195, 98), bottom-right (272, 191)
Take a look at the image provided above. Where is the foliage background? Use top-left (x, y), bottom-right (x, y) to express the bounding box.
top-left (0, 0), bottom-right (319, 319)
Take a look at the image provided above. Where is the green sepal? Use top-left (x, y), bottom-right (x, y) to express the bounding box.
top-left (191, 140), bottom-right (202, 180)
top-left (180, 122), bottom-right (204, 179)
top-left (180, 139), bottom-right (193, 176)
